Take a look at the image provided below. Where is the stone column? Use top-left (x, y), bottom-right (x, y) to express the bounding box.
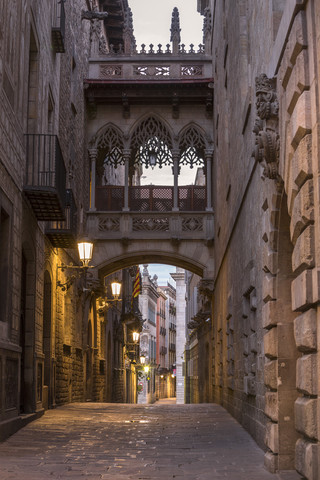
top-left (172, 150), bottom-right (180, 212)
top-left (123, 149), bottom-right (131, 212)
top-left (170, 267), bottom-right (186, 404)
top-left (89, 148), bottom-right (98, 211)
top-left (205, 149), bottom-right (214, 212)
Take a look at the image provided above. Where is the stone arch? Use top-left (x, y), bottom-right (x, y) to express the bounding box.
top-left (90, 123), bottom-right (125, 185)
top-left (95, 251), bottom-right (206, 279)
top-left (178, 122), bottom-right (209, 167)
top-left (129, 114), bottom-right (174, 168)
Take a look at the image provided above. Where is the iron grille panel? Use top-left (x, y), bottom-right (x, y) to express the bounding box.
top-left (96, 186), bottom-right (124, 211)
top-left (129, 186), bottom-right (173, 212)
top-left (179, 186), bottom-right (206, 211)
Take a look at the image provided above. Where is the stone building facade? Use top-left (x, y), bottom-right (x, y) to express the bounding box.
top-left (202, 0), bottom-right (320, 478)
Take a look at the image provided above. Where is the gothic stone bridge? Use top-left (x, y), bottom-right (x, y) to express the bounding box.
top-left (84, 6), bottom-right (214, 279)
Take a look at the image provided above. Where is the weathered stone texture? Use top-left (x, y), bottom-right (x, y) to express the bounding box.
top-left (296, 438), bottom-right (320, 480)
top-left (296, 354), bottom-right (318, 396)
top-left (295, 397), bottom-right (318, 440)
top-left (291, 270), bottom-right (313, 311)
top-left (292, 225), bottom-right (315, 274)
top-left (290, 179), bottom-right (314, 246)
top-left (294, 309), bottom-right (317, 352)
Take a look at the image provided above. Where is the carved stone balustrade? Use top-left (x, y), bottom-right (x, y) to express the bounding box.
top-left (87, 51), bottom-right (213, 82)
top-left (86, 211), bottom-right (214, 242)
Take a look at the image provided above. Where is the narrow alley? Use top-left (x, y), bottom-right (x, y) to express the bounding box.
top-left (0, 403), bottom-right (293, 480)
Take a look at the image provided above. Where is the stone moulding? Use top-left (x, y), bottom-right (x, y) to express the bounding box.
top-left (253, 74), bottom-right (280, 181)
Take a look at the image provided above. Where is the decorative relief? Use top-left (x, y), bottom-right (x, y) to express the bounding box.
top-left (253, 74), bottom-right (280, 181)
top-left (132, 217), bottom-right (169, 232)
top-left (133, 65), bottom-right (170, 77)
top-left (99, 217), bottom-right (120, 232)
top-left (181, 65), bottom-right (203, 77)
top-left (99, 65), bottom-right (123, 78)
top-left (182, 217), bottom-right (203, 232)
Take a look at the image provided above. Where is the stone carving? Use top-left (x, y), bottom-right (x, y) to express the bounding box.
top-left (130, 116), bottom-right (173, 166)
top-left (181, 217), bottom-right (203, 232)
top-left (133, 65), bottom-right (170, 77)
top-left (198, 278), bottom-right (214, 300)
top-left (123, 7), bottom-right (136, 55)
top-left (99, 65), bottom-right (122, 78)
top-left (81, 10), bottom-right (109, 21)
top-left (179, 125), bottom-right (206, 167)
top-left (170, 7), bottom-right (181, 44)
top-left (203, 7), bottom-right (212, 46)
top-left (132, 217), bottom-right (170, 232)
top-left (253, 74), bottom-right (280, 180)
top-left (181, 65), bottom-right (203, 77)
top-left (99, 217), bottom-right (120, 232)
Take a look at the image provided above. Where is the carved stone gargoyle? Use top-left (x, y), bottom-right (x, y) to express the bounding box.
top-left (252, 74), bottom-right (280, 181)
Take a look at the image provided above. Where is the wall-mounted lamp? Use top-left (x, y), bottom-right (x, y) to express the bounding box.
top-left (57, 237), bottom-right (94, 291)
top-left (103, 277), bottom-right (122, 308)
top-left (140, 354), bottom-right (146, 365)
top-left (144, 365), bottom-right (150, 373)
top-left (132, 331), bottom-right (140, 343)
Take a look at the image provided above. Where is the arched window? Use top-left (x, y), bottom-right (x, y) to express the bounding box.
top-left (178, 125), bottom-right (206, 169)
top-left (130, 116), bottom-right (173, 168)
top-left (95, 125), bottom-right (125, 185)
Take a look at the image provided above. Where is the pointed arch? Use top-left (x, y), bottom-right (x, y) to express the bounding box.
top-left (178, 123), bottom-right (208, 168)
top-left (130, 114), bottom-right (174, 168)
top-left (90, 123), bottom-right (125, 186)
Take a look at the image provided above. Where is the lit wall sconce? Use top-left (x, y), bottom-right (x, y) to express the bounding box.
top-left (140, 354), bottom-right (146, 365)
top-left (144, 365), bottom-right (150, 373)
top-left (57, 237), bottom-right (94, 291)
top-left (103, 277), bottom-right (122, 308)
top-left (132, 331), bottom-right (140, 343)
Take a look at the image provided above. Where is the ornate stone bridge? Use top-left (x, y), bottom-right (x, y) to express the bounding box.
top-left (84, 5), bottom-right (214, 281)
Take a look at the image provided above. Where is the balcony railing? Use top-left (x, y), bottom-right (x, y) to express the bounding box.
top-left (45, 189), bottom-right (77, 248)
top-left (95, 185), bottom-right (206, 212)
top-left (24, 134), bottom-right (66, 220)
top-left (52, 0), bottom-right (66, 53)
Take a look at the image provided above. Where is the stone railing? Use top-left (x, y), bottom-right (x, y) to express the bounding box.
top-left (89, 58), bottom-right (213, 81)
top-left (86, 211), bottom-right (214, 241)
top-left (106, 43), bottom-right (205, 55)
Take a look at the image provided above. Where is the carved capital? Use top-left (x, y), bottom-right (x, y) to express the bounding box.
top-left (88, 148), bottom-right (98, 161)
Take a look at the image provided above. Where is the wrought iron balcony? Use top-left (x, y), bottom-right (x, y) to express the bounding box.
top-left (52, 0), bottom-right (66, 53)
top-left (95, 185), bottom-right (206, 212)
top-left (45, 189), bottom-right (77, 248)
top-left (24, 134), bottom-right (66, 220)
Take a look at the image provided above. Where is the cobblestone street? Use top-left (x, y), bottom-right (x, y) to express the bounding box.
top-left (0, 402), bottom-right (293, 480)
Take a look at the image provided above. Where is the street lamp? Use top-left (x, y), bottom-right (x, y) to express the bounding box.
top-left (132, 331), bottom-right (140, 343)
top-left (140, 354), bottom-right (146, 365)
top-left (77, 238), bottom-right (94, 267)
top-left (111, 279), bottom-right (121, 300)
top-left (57, 237), bottom-right (94, 291)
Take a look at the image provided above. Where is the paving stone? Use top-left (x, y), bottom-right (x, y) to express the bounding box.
top-left (0, 402), bottom-right (284, 480)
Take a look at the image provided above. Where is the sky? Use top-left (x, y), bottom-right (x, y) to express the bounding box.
top-left (130, 1), bottom-right (203, 284)
top-left (129, 0), bottom-right (203, 48)
top-left (141, 264), bottom-right (177, 287)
